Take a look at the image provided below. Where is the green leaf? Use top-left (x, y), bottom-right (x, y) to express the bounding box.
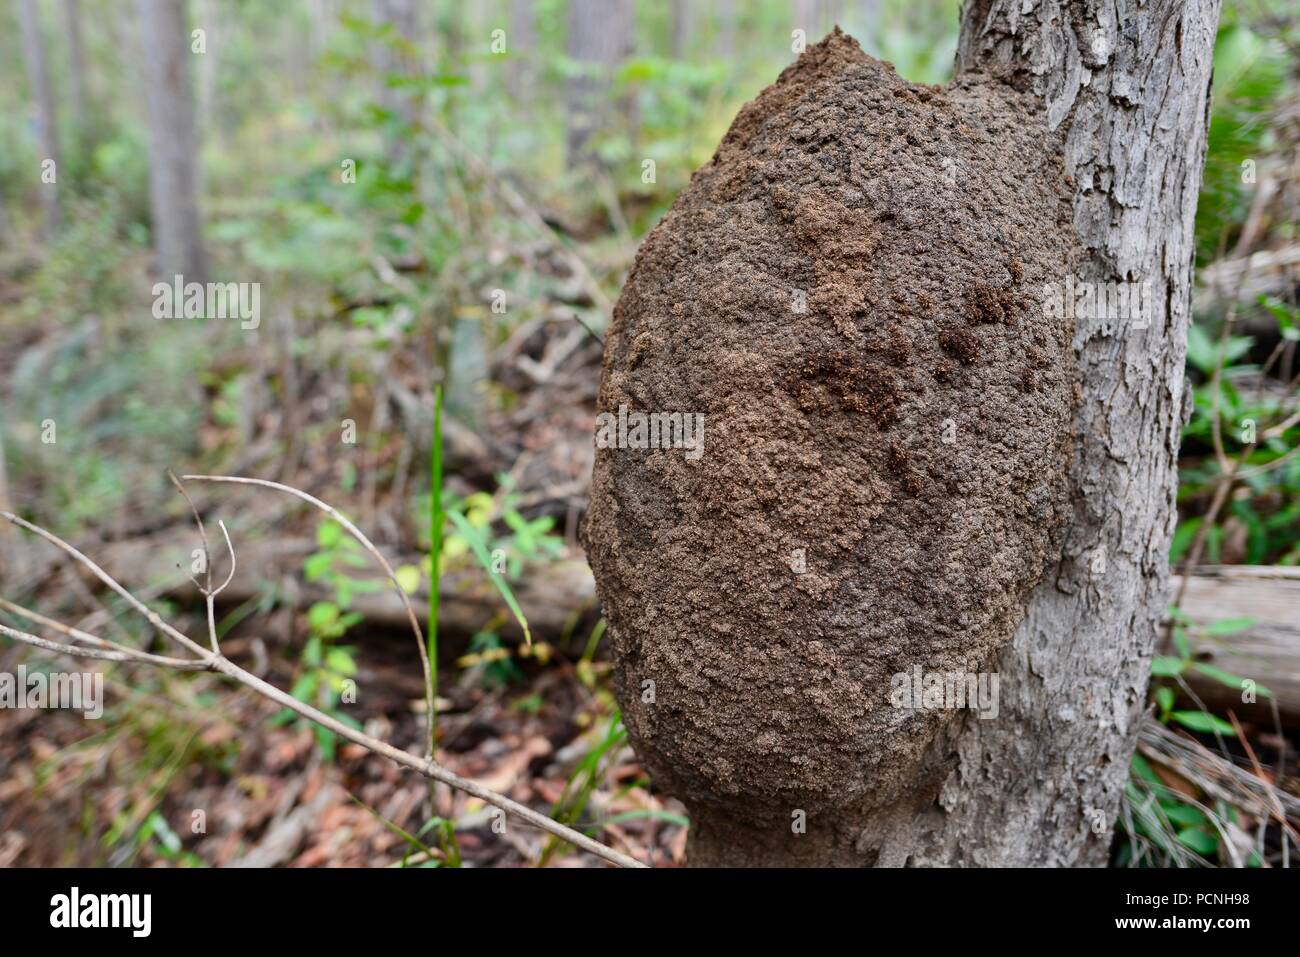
top-left (1191, 662), bottom-right (1272, 698)
top-left (326, 648), bottom-right (358, 677)
top-left (602, 809), bottom-right (691, 829)
top-left (1169, 518), bottom-right (1202, 565)
top-left (1155, 685), bottom-right (1175, 717)
top-left (1162, 803), bottom-right (1208, 829)
top-left (317, 520), bottom-right (343, 549)
top-left (446, 509), bottom-right (532, 646)
top-left (1202, 617), bottom-right (1255, 636)
top-left (1170, 710), bottom-right (1235, 735)
top-left (303, 553), bottom-right (333, 582)
top-left (1259, 296), bottom-right (1300, 341)
top-left (303, 635), bottom-right (323, 666)
top-left (1186, 323), bottom-right (1218, 374)
top-left (315, 724), bottom-right (337, 762)
top-left (1176, 826), bottom-right (1219, 856)
top-left (346, 792), bottom-right (435, 858)
top-left (1151, 656), bottom-right (1186, 678)
top-left (395, 564), bottom-right (421, 595)
top-left (307, 601), bottom-right (339, 632)
top-left (288, 672), bottom-right (318, 704)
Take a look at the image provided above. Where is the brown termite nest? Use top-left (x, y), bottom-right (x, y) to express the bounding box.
top-left (583, 28), bottom-right (1080, 862)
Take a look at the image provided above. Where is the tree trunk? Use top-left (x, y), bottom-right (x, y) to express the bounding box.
top-left (137, 0), bottom-right (206, 282)
top-left (565, 0), bottom-right (634, 171)
top-left (699, 0), bottom-right (1223, 868)
top-left (793, 0), bottom-right (844, 38)
top-left (506, 0), bottom-right (536, 102)
top-left (60, 0), bottom-right (90, 149)
top-left (872, 0), bottom-right (1223, 869)
top-left (370, 0), bottom-right (423, 164)
top-left (715, 0), bottom-right (736, 58)
top-left (14, 0), bottom-right (61, 237)
top-left (670, 0), bottom-right (692, 58)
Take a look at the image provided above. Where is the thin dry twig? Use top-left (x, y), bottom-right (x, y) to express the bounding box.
top-left (0, 492), bottom-right (644, 869)
top-left (179, 473), bottom-right (437, 763)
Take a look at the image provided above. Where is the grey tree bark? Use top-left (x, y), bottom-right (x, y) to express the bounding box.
top-left (60, 0), bottom-right (90, 148)
top-left (506, 0), bottom-right (537, 102)
top-left (698, 0), bottom-right (1223, 867)
top-left (874, 0), bottom-right (1224, 868)
top-left (137, 0), bottom-right (206, 282)
top-left (673, 0), bottom-right (1225, 869)
top-left (670, 0), bottom-right (692, 58)
top-left (14, 0), bottom-right (61, 236)
top-left (565, 0), bottom-right (634, 170)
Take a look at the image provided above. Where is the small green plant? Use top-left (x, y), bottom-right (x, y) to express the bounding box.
top-left (539, 713), bottom-right (629, 868)
top-left (272, 519), bottom-right (372, 760)
top-left (1176, 298), bottom-right (1300, 567)
top-left (1150, 609), bottom-right (1269, 733)
top-left (1118, 611), bottom-right (1273, 867)
top-left (417, 477), bottom-right (562, 651)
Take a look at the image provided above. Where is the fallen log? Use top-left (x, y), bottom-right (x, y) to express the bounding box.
top-left (1175, 565), bottom-right (1300, 726)
top-left (87, 530), bottom-right (599, 655)
top-left (25, 531), bottom-right (1300, 723)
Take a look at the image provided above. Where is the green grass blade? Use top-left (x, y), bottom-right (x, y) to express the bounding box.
top-left (446, 508), bottom-right (532, 646)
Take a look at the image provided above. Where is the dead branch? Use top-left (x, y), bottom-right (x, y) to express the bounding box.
top-left (0, 485), bottom-right (645, 870)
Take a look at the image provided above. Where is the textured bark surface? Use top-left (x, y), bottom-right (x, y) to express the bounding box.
top-left (860, 0), bottom-right (1223, 867)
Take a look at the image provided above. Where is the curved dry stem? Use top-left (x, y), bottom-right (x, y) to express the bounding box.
top-left (213, 520), bottom-right (237, 595)
top-left (168, 469), bottom-right (213, 594)
top-left (180, 474), bottom-right (437, 761)
top-left (0, 624), bottom-right (640, 866)
top-left (1, 499), bottom-right (645, 867)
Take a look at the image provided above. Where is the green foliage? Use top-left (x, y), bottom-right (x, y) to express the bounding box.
top-left (1119, 610), bottom-right (1271, 867)
top-left (1195, 17), bottom-right (1289, 263)
top-left (273, 519), bottom-right (370, 761)
top-left (417, 479), bottom-right (564, 656)
top-left (1176, 299), bottom-right (1300, 566)
top-left (539, 713), bottom-right (630, 867)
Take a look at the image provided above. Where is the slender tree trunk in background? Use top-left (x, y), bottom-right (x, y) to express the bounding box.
top-left (670, 0), bottom-right (692, 58)
top-left (307, 0), bottom-right (330, 58)
top-left (137, 0), bottom-right (206, 283)
top-left (819, 0), bottom-right (845, 32)
top-left (506, 0), bottom-right (536, 102)
top-left (794, 0), bottom-right (844, 38)
top-left (192, 0), bottom-right (219, 202)
top-left (716, 0), bottom-right (736, 58)
top-left (14, 0), bottom-right (61, 237)
top-left (860, 0), bottom-right (1221, 867)
top-left (565, 0), bottom-right (634, 171)
top-left (370, 0), bottom-right (423, 162)
top-left (854, 0), bottom-right (880, 55)
top-left (60, 0), bottom-right (90, 150)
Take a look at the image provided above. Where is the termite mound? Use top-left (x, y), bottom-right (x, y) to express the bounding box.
top-left (583, 28), bottom-right (1079, 863)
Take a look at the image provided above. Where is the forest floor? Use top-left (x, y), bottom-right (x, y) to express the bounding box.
top-left (0, 632), bottom-right (688, 868)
